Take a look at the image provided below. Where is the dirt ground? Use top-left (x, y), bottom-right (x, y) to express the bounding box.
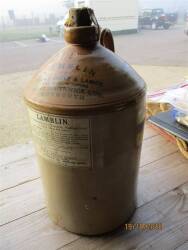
top-left (0, 26), bottom-right (188, 148)
top-left (0, 71), bottom-right (33, 148)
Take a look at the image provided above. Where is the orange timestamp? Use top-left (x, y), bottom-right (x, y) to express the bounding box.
top-left (125, 223), bottom-right (163, 231)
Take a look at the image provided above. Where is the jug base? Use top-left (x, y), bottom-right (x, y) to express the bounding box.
top-left (48, 207), bottom-right (136, 236)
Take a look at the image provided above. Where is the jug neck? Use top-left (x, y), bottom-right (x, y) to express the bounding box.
top-left (63, 7), bottom-right (115, 51)
top-left (64, 26), bottom-right (99, 46)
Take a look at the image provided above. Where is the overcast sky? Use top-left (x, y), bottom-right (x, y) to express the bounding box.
top-left (0, 0), bottom-right (188, 18)
top-left (140, 0), bottom-right (188, 11)
top-left (0, 0), bottom-right (67, 17)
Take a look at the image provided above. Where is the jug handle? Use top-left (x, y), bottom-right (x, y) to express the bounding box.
top-left (100, 29), bottom-right (115, 53)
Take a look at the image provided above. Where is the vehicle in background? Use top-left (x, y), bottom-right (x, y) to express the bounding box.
top-left (139, 8), bottom-right (171, 30)
top-left (74, 0), bottom-right (139, 33)
top-left (166, 12), bottom-right (178, 24)
top-left (39, 34), bottom-right (49, 42)
top-left (185, 11), bottom-right (188, 36)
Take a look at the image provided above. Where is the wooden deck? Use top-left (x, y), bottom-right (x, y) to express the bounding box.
top-left (0, 124), bottom-right (188, 250)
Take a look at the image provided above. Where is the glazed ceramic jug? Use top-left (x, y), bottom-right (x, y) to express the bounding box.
top-left (24, 7), bottom-right (146, 235)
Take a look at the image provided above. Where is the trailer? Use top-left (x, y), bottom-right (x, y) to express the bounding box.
top-left (74, 0), bottom-right (139, 33)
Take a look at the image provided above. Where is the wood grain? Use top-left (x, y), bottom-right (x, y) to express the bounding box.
top-left (140, 134), bottom-right (177, 167)
top-left (0, 134), bottom-right (187, 227)
top-left (0, 142), bottom-right (34, 166)
top-left (138, 151), bottom-right (188, 206)
top-left (0, 127), bottom-right (176, 193)
top-left (1, 148), bottom-right (187, 238)
top-left (1, 127), bottom-right (188, 250)
top-left (176, 242), bottom-right (188, 250)
top-left (0, 179), bottom-right (44, 226)
top-left (0, 155), bottom-right (39, 192)
top-left (61, 183), bottom-right (188, 250)
top-left (143, 124), bottom-right (158, 140)
top-left (0, 142), bottom-right (37, 192)
top-left (0, 209), bottom-right (79, 250)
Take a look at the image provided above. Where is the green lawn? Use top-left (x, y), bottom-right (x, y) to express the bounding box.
top-left (0, 25), bottom-right (58, 42)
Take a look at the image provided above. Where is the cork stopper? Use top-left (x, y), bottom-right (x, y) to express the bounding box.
top-left (64, 7), bottom-right (100, 45)
top-left (65, 8), bottom-right (93, 27)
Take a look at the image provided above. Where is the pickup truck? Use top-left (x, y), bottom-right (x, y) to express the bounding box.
top-left (139, 8), bottom-right (171, 30)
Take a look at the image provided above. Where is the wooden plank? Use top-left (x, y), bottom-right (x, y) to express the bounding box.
top-left (0, 126), bottom-right (187, 249)
top-left (151, 183), bottom-right (188, 230)
top-left (136, 183), bottom-right (188, 250)
top-left (176, 242), bottom-right (188, 250)
top-left (0, 183), bottom-right (184, 250)
top-left (61, 183), bottom-right (188, 250)
top-left (0, 179), bottom-right (44, 226)
top-left (1, 150), bottom-right (187, 232)
top-left (0, 209), bottom-right (79, 250)
top-left (143, 123), bottom-right (158, 140)
top-left (138, 151), bottom-right (188, 206)
top-left (0, 131), bottom-right (178, 192)
top-left (140, 134), bottom-right (178, 167)
top-left (0, 128), bottom-right (184, 228)
top-left (0, 123), bottom-right (157, 172)
top-left (0, 142), bottom-right (34, 166)
top-left (0, 155), bottom-right (39, 192)
top-left (0, 192), bottom-right (166, 250)
top-left (62, 221), bottom-right (186, 250)
top-left (0, 125), bottom-right (155, 171)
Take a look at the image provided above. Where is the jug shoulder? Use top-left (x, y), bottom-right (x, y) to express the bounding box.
top-left (24, 44), bottom-right (146, 112)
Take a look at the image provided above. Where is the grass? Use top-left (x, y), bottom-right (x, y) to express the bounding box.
top-left (0, 25), bottom-right (58, 42)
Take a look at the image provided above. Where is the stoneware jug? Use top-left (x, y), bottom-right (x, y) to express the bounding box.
top-left (24, 7), bottom-right (146, 235)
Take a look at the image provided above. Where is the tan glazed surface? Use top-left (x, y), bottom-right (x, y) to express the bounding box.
top-left (24, 7), bottom-right (146, 235)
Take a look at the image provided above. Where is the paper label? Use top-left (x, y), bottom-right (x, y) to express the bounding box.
top-left (28, 108), bottom-right (91, 168)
